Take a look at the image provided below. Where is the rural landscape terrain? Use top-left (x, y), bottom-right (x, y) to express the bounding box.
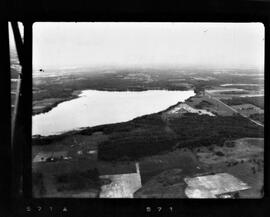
top-left (31, 66), bottom-right (264, 198)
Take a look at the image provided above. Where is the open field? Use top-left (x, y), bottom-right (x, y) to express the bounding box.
top-left (194, 138), bottom-right (264, 198)
top-left (220, 96), bottom-right (264, 125)
top-left (220, 96), bottom-right (264, 109)
top-left (32, 131), bottom-right (135, 197)
top-left (134, 137), bottom-right (263, 198)
top-left (32, 95), bottom-right (264, 198)
top-left (139, 148), bottom-right (202, 184)
top-left (32, 67), bottom-right (264, 198)
top-left (186, 95), bottom-right (235, 116)
top-left (32, 81), bottom-right (264, 197)
top-left (134, 169), bottom-right (187, 198)
top-left (205, 86), bottom-right (263, 99)
top-left (99, 163), bottom-right (141, 198)
top-left (33, 158), bottom-right (137, 197)
top-left (33, 159), bottom-right (100, 197)
top-left (33, 133), bottom-right (264, 198)
top-left (231, 104), bottom-right (264, 117)
top-left (134, 148), bottom-right (205, 198)
top-left (195, 138), bottom-right (263, 164)
top-left (184, 173), bottom-right (250, 198)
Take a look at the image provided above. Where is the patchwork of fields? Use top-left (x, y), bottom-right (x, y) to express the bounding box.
top-left (32, 70), bottom-right (264, 198)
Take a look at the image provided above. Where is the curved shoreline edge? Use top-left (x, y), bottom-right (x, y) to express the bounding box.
top-left (33, 90), bottom-right (83, 116)
top-left (32, 89), bottom-right (196, 139)
top-left (33, 86), bottom-right (193, 116)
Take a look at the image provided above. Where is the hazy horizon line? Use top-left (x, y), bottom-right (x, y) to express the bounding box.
top-left (33, 63), bottom-right (264, 72)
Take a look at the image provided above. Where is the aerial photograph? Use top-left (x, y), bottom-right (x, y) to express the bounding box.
top-left (23, 22), bottom-right (264, 198)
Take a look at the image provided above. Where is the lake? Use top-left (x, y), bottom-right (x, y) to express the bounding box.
top-left (32, 89), bottom-right (195, 136)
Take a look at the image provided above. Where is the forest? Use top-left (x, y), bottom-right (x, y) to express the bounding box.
top-left (97, 113), bottom-right (263, 161)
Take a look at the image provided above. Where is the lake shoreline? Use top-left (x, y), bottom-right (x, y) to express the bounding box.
top-left (33, 90), bottom-right (83, 116)
top-left (32, 87), bottom-right (192, 115)
top-left (32, 89), bottom-right (196, 140)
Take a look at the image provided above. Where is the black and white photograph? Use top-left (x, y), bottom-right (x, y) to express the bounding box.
top-left (10, 22), bottom-right (264, 199)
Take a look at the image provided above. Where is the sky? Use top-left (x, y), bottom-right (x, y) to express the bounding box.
top-left (31, 22), bottom-right (264, 70)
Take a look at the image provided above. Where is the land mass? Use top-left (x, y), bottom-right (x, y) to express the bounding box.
top-left (32, 66), bottom-right (263, 115)
top-left (31, 66), bottom-right (264, 198)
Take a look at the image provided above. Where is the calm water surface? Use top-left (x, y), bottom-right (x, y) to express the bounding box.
top-left (32, 90), bottom-right (195, 136)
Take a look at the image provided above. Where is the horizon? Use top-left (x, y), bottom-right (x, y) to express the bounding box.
top-left (31, 63), bottom-right (263, 73)
top-left (31, 22), bottom-right (265, 71)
